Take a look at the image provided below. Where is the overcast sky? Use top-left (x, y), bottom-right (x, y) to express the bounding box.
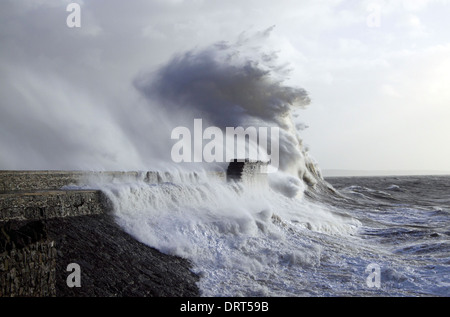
top-left (1, 0), bottom-right (449, 173)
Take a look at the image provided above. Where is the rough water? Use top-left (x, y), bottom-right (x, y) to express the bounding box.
top-left (2, 22), bottom-right (448, 296)
top-left (92, 172), bottom-right (450, 297)
top-left (324, 175), bottom-right (450, 296)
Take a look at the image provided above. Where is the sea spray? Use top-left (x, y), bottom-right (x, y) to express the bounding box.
top-left (88, 169), bottom-right (361, 296)
top-left (134, 27), bottom-right (322, 187)
top-left (94, 30), bottom-right (365, 295)
top-left (63, 29), bottom-right (364, 295)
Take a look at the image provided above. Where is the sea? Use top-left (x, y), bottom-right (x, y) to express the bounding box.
top-left (91, 171), bottom-right (450, 297)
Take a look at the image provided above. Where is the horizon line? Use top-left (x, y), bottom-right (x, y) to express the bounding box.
top-left (322, 169), bottom-right (450, 177)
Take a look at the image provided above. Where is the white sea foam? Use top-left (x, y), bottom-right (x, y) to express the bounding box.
top-left (89, 170), bottom-right (361, 296)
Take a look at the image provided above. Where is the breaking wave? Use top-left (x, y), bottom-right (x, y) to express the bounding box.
top-left (88, 170), bottom-right (361, 296)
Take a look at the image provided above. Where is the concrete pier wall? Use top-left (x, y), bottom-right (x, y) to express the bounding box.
top-left (0, 163), bottom-right (262, 297)
top-left (0, 170), bottom-right (165, 192)
top-left (226, 160), bottom-right (268, 184)
top-left (0, 190), bottom-right (107, 221)
top-left (0, 219), bottom-right (56, 297)
top-left (0, 170), bottom-right (204, 297)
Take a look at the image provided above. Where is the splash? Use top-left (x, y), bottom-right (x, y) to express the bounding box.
top-left (135, 27), bottom-right (322, 192)
top-left (81, 29), bottom-right (362, 296)
top-left (1, 25), bottom-right (323, 196)
top-left (91, 170), bottom-right (360, 296)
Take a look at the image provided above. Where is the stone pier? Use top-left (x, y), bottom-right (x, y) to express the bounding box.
top-left (0, 170), bottom-right (200, 297)
top-left (0, 163), bottom-right (265, 297)
top-left (226, 159), bottom-right (268, 184)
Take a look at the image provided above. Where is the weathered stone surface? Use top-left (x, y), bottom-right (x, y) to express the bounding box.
top-left (0, 215), bottom-right (200, 297)
top-left (47, 213), bottom-right (200, 297)
top-left (226, 159), bottom-right (268, 184)
top-left (0, 190), bottom-right (109, 221)
top-left (0, 169), bottom-right (236, 297)
top-left (0, 221), bottom-right (56, 297)
top-left (0, 170), bottom-right (203, 297)
top-left (0, 171), bottom-right (85, 192)
top-left (0, 170), bottom-right (226, 193)
top-left (0, 171), bottom-right (147, 192)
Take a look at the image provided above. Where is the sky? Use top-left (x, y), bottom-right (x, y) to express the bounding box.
top-left (1, 0), bottom-right (449, 174)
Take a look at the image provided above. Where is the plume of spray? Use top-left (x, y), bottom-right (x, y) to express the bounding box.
top-left (135, 27), bottom-right (323, 197)
top-left (90, 30), bottom-right (359, 295)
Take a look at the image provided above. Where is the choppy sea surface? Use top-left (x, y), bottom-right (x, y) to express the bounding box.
top-left (95, 173), bottom-right (450, 297)
top-left (322, 175), bottom-right (450, 296)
